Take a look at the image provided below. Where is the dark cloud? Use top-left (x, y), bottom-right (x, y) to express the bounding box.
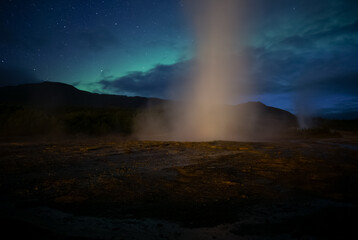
top-left (277, 36), bottom-right (313, 49)
top-left (79, 29), bottom-right (120, 51)
top-left (97, 37), bottom-right (358, 101)
top-left (299, 19), bottom-right (358, 47)
top-left (245, 47), bottom-right (306, 94)
top-left (304, 72), bottom-right (358, 95)
top-left (316, 19), bottom-right (358, 38)
top-left (245, 1), bottom-right (358, 104)
top-left (99, 61), bottom-right (192, 98)
top-left (247, 19), bottom-right (358, 96)
top-left (0, 67), bottom-right (40, 87)
top-left (269, 19), bottom-right (358, 53)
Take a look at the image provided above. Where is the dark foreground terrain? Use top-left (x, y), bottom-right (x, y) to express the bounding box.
top-left (1, 134), bottom-right (358, 239)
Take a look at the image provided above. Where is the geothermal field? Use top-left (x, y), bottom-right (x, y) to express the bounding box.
top-left (1, 136), bottom-right (358, 239)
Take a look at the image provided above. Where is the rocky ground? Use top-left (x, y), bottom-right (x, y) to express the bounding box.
top-left (0, 134), bottom-right (358, 239)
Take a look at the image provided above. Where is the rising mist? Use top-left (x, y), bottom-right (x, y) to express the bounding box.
top-left (134, 0), bottom-right (246, 141)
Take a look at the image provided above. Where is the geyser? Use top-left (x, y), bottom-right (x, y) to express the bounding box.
top-left (171, 0), bottom-right (241, 141)
top-left (135, 0), bottom-right (245, 141)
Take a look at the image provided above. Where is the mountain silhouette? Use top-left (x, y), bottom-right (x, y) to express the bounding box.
top-left (0, 81), bottom-right (298, 129)
top-left (0, 81), bottom-right (164, 108)
top-left (235, 101), bottom-right (298, 131)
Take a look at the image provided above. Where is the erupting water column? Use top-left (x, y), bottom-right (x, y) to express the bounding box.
top-left (173, 0), bottom-right (241, 141)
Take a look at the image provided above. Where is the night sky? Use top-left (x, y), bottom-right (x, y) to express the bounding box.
top-left (1, 0), bottom-right (358, 118)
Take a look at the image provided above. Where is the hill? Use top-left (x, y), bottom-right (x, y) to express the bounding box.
top-left (0, 81), bottom-right (164, 108)
top-left (0, 81), bottom-right (300, 137)
top-left (236, 101), bottom-right (298, 129)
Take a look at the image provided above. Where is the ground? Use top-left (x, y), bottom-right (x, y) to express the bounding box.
top-left (0, 134), bottom-right (358, 239)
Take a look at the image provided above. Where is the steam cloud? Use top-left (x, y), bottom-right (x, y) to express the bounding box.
top-left (134, 0), bottom-right (247, 141)
top-left (171, 0), bottom-right (241, 140)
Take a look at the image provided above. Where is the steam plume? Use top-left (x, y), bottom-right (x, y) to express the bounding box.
top-left (135, 0), bottom-right (244, 141)
top-left (171, 0), bottom-right (240, 141)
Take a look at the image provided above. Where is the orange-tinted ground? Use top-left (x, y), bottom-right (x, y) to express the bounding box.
top-left (0, 135), bottom-right (358, 239)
